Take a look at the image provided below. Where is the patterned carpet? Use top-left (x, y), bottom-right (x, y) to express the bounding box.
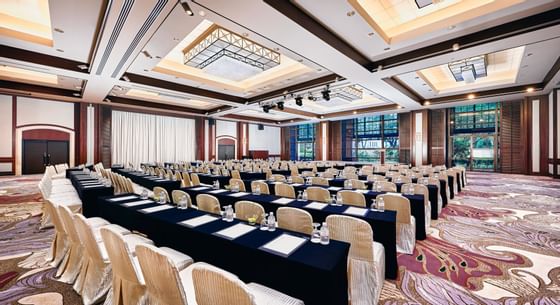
top-left (0, 172), bottom-right (559, 304)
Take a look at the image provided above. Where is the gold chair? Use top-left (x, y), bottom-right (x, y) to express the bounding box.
top-left (153, 186), bottom-right (170, 202)
top-left (403, 183), bottom-right (430, 232)
top-left (344, 173), bottom-right (359, 180)
top-left (376, 181), bottom-right (397, 192)
top-left (182, 172), bottom-right (192, 187)
top-left (56, 205), bottom-right (85, 284)
top-left (196, 194), bottom-right (221, 214)
top-left (191, 173), bottom-right (201, 186)
top-left (235, 201), bottom-right (265, 223)
top-left (326, 215), bottom-right (385, 305)
top-left (275, 183), bottom-right (296, 199)
top-left (306, 187), bottom-right (331, 203)
top-left (277, 207), bottom-right (313, 235)
top-left (229, 178), bottom-right (246, 192)
top-left (272, 174), bottom-right (287, 182)
top-left (311, 177), bottom-right (329, 186)
top-left (428, 178), bottom-right (443, 214)
top-left (44, 200), bottom-right (68, 268)
top-left (338, 190), bottom-right (366, 207)
top-left (350, 179), bottom-right (367, 190)
top-left (251, 181), bottom-right (270, 195)
top-left (376, 194), bottom-right (415, 254)
top-left (301, 171), bottom-right (315, 177)
top-left (171, 190), bottom-right (193, 208)
top-left (231, 170), bottom-right (241, 179)
top-left (290, 176), bottom-right (305, 184)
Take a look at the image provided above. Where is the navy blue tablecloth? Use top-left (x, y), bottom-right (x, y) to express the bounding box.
top-left (67, 171), bottom-right (113, 217)
top-left (114, 168), bottom-right (181, 194)
top-left (98, 195), bottom-right (350, 305)
top-left (182, 186), bottom-right (399, 279)
top-left (271, 169), bottom-right (291, 176)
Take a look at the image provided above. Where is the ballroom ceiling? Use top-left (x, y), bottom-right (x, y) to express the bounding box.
top-left (0, 0), bottom-right (559, 125)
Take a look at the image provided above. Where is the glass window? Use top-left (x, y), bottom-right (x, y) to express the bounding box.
top-left (342, 114), bottom-right (399, 163)
top-left (289, 123), bottom-right (316, 161)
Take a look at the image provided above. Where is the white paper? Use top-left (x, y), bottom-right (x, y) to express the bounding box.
top-left (229, 192), bottom-right (249, 197)
top-left (209, 189), bottom-right (227, 194)
top-left (344, 207), bottom-right (368, 217)
top-left (153, 179), bottom-right (169, 182)
top-left (291, 183), bottom-right (303, 187)
top-left (328, 186), bottom-right (342, 191)
top-left (272, 198), bottom-right (294, 205)
top-left (191, 187), bottom-right (210, 191)
top-left (123, 199), bottom-right (153, 207)
top-left (386, 192), bottom-right (402, 196)
top-left (179, 215), bottom-right (218, 228)
top-left (305, 202), bottom-right (328, 210)
top-left (261, 234), bottom-right (307, 257)
top-left (82, 184), bottom-right (103, 188)
top-left (109, 195), bottom-right (137, 202)
top-left (356, 189), bottom-right (369, 194)
top-left (140, 205), bottom-right (174, 213)
top-left (214, 223), bottom-right (256, 240)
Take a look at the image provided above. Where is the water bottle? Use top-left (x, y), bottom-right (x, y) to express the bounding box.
top-left (267, 212), bottom-right (276, 231)
top-left (331, 194), bottom-right (337, 205)
top-left (336, 193), bottom-right (343, 205)
top-left (302, 190), bottom-right (308, 201)
top-left (255, 185), bottom-right (261, 195)
top-left (378, 197), bottom-right (385, 212)
top-left (320, 222), bottom-right (330, 245)
top-left (141, 189), bottom-right (148, 200)
top-left (287, 176), bottom-right (292, 184)
top-left (226, 205), bottom-right (234, 222)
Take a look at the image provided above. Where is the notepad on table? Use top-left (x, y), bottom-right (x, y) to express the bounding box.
top-left (356, 189), bottom-right (369, 194)
top-left (179, 215), bottom-right (218, 228)
top-left (153, 179), bottom-right (169, 182)
top-left (260, 234), bottom-right (307, 257)
top-left (140, 205), bottom-right (173, 213)
top-left (109, 195), bottom-right (137, 202)
top-left (291, 183), bottom-right (303, 187)
top-left (344, 206), bottom-right (368, 217)
top-left (328, 186), bottom-right (342, 191)
top-left (190, 186), bottom-right (209, 191)
top-left (83, 184), bottom-right (103, 188)
top-left (213, 223), bottom-right (256, 240)
top-left (272, 198), bottom-right (294, 205)
top-left (386, 192), bottom-right (402, 196)
top-left (229, 192), bottom-right (249, 197)
top-left (123, 199), bottom-right (153, 207)
top-left (304, 202), bottom-right (328, 210)
top-left (209, 189), bottom-right (227, 194)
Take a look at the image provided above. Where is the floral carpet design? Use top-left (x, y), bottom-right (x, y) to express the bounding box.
top-left (0, 172), bottom-right (559, 304)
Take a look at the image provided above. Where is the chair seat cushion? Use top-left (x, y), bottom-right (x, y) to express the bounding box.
top-left (248, 282), bottom-right (304, 305)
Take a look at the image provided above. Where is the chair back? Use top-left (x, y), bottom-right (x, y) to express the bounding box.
top-left (344, 173), bottom-right (359, 180)
top-left (275, 183), bottom-right (296, 199)
top-left (291, 176), bottom-right (304, 184)
top-left (182, 172), bottom-right (192, 187)
top-left (403, 183), bottom-right (429, 207)
top-left (100, 227), bottom-right (145, 284)
top-left (229, 178), bottom-right (246, 192)
top-left (377, 181), bottom-right (397, 192)
top-left (191, 173), bottom-right (201, 186)
top-left (338, 190), bottom-right (366, 207)
top-left (235, 201), bottom-right (265, 223)
top-left (231, 170), bottom-right (241, 179)
top-left (311, 177), bottom-right (329, 186)
top-left (250, 181), bottom-right (270, 194)
top-left (277, 207), bottom-right (313, 235)
top-left (44, 200), bottom-right (66, 235)
top-left (306, 187), bottom-right (331, 203)
top-left (136, 244), bottom-right (188, 305)
top-left (376, 194), bottom-right (411, 224)
top-left (192, 264), bottom-right (254, 305)
top-left (171, 190), bottom-right (193, 207)
top-left (301, 171), bottom-right (314, 177)
top-left (196, 194), bottom-right (221, 214)
top-left (350, 179), bottom-right (367, 190)
top-left (153, 186), bottom-right (170, 202)
top-left (57, 205), bottom-right (80, 244)
top-left (74, 214), bottom-right (106, 265)
top-left (326, 215), bottom-right (373, 262)
top-left (272, 174), bottom-right (287, 182)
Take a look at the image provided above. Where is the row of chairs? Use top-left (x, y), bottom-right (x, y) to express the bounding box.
top-left (149, 188), bottom-right (386, 305)
top-left (38, 164), bottom-right (82, 229)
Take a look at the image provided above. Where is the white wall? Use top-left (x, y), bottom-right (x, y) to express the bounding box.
top-left (17, 97), bottom-right (74, 128)
top-left (248, 124), bottom-right (281, 155)
top-left (216, 120), bottom-right (237, 138)
top-left (0, 95), bottom-right (12, 158)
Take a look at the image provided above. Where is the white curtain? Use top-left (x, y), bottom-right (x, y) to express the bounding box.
top-left (111, 110), bottom-right (196, 167)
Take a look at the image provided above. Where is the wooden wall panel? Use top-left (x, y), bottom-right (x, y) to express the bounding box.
top-left (398, 113), bottom-right (411, 164)
top-left (97, 105), bottom-right (112, 167)
top-left (428, 109), bottom-right (446, 165)
top-left (329, 121), bottom-right (342, 161)
top-left (500, 101), bottom-right (525, 173)
top-left (280, 127), bottom-right (291, 160)
top-left (195, 117), bottom-right (205, 160)
top-left (315, 122), bottom-right (322, 161)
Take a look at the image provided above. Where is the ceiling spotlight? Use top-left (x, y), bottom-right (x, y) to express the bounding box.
top-left (397, 105), bottom-right (402, 109)
top-left (103, 98), bottom-right (111, 103)
top-left (450, 120), bottom-right (454, 124)
top-left (295, 96), bottom-right (303, 106)
top-left (452, 43), bottom-right (460, 51)
top-left (263, 105), bottom-right (270, 113)
top-left (72, 92), bottom-right (80, 97)
top-left (526, 87), bottom-right (535, 93)
top-left (424, 101), bottom-right (431, 106)
top-left (307, 93), bottom-right (316, 101)
top-left (467, 94), bottom-right (475, 99)
top-left (277, 101), bottom-right (284, 110)
top-left (122, 75), bottom-right (130, 82)
top-left (77, 64), bottom-right (88, 70)
top-left (320, 115), bottom-right (324, 119)
top-left (321, 85), bottom-right (331, 101)
top-left (141, 50), bottom-right (152, 59)
top-left (180, 0), bottom-right (194, 16)
top-left (199, 10), bottom-right (206, 16)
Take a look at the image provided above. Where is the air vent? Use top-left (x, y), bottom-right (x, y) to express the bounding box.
top-left (111, 0), bottom-right (168, 78)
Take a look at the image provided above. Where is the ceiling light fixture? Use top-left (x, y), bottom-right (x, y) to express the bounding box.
top-left (424, 101), bottom-right (431, 105)
top-left (353, 111), bottom-right (358, 115)
top-left (526, 87), bottom-right (535, 93)
top-left (321, 85), bottom-right (331, 101)
top-left (448, 55), bottom-right (487, 83)
top-left (295, 96), bottom-right (303, 106)
top-left (467, 94), bottom-right (475, 99)
top-left (179, 0), bottom-right (194, 16)
top-left (77, 64), bottom-right (88, 70)
top-left (452, 43), bottom-right (460, 51)
top-left (199, 10), bottom-right (206, 16)
top-left (122, 75), bottom-right (130, 82)
top-left (277, 101), bottom-right (284, 110)
top-left (320, 115), bottom-right (324, 119)
top-left (72, 93), bottom-right (80, 97)
top-left (307, 93), bottom-right (316, 101)
top-left (141, 50), bottom-right (152, 59)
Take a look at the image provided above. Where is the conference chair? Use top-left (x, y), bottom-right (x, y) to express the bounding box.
top-left (344, 173), bottom-right (359, 180)
top-left (277, 207), bottom-right (313, 235)
top-left (290, 176), bottom-right (305, 184)
top-left (376, 194), bottom-right (415, 254)
top-left (196, 194), bottom-right (221, 214)
top-left (153, 187), bottom-right (170, 203)
top-left (306, 187), bottom-right (331, 203)
top-left (229, 178), bottom-right (246, 192)
top-left (192, 263), bottom-right (304, 305)
top-left (326, 215), bottom-right (385, 305)
top-left (403, 183), bottom-right (430, 232)
top-left (44, 200), bottom-right (69, 268)
top-left (350, 179), bottom-right (367, 190)
top-left (135, 244), bottom-right (195, 305)
top-left (272, 174), bottom-right (287, 182)
top-left (231, 170), bottom-right (241, 179)
top-left (275, 183), bottom-right (296, 199)
top-left (338, 190), bottom-right (366, 207)
top-left (181, 172), bottom-right (192, 187)
top-left (250, 181), bottom-right (270, 195)
top-left (428, 178), bottom-right (443, 214)
top-left (191, 173), bottom-right (201, 186)
top-left (301, 171), bottom-right (314, 177)
top-left (172, 190), bottom-right (194, 208)
top-left (376, 181), bottom-right (397, 192)
top-left (56, 205), bottom-right (86, 284)
top-left (311, 177), bottom-right (329, 186)
top-left (235, 201), bottom-right (265, 223)
top-left (367, 174), bottom-right (385, 182)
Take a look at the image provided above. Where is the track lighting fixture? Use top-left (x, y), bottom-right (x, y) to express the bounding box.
top-left (295, 96), bottom-right (303, 106)
top-left (307, 92), bottom-right (316, 101)
top-left (263, 105), bottom-right (270, 113)
top-left (121, 75), bottom-right (130, 82)
top-left (277, 101), bottom-right (284, 110)
top-left (180, 0), bottom-right (194, 16)
top-left (321, 85), bottom-right (331, 101)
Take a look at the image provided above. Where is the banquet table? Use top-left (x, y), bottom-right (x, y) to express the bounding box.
top-left (113, 168), bottom-right (181, 194)
top-left (98, 194), bottom-right (350, 305)
top-left (67, 170), bottom-right (114, 217)
top-left (182, 186), bottom-right (399, 279)
top-left (271, 169), bottom-right (291, 176)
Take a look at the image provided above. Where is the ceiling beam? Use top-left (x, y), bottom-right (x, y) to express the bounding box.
top-left (108, 96), bottom-right (208, 114)
top-left (247, 74), bottom-right (340, 103)
top-left (0, 80), bottom-right (80, 98)
top-left (0, 45), bottom-right (89, 73)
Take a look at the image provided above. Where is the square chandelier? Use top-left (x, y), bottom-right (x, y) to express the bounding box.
top-left (183, 25), bottom-right (281, 73)
top-left (330, 85), bottom-right (363, 101)
top-left (448, 55), bottom-right (487, 83)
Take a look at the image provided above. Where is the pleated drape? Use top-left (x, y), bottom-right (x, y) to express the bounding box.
top-left (111, 111), bottom-right (196, 167)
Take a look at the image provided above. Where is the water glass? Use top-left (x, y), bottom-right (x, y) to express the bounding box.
top-left (260, 217), bottom-right (268, 230)
top-left (297, 191), bottom-right (303, 201)
top-left (141, 189), bottom-right (148, 200)
top-left (370, 199), bottom-right (377, 210)
top-left (378, 197), bottom-right (385, 212)
top-left (331, 195), bottom-right (337, 205)
top-left (311, 223), bottom-right (321, 243)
